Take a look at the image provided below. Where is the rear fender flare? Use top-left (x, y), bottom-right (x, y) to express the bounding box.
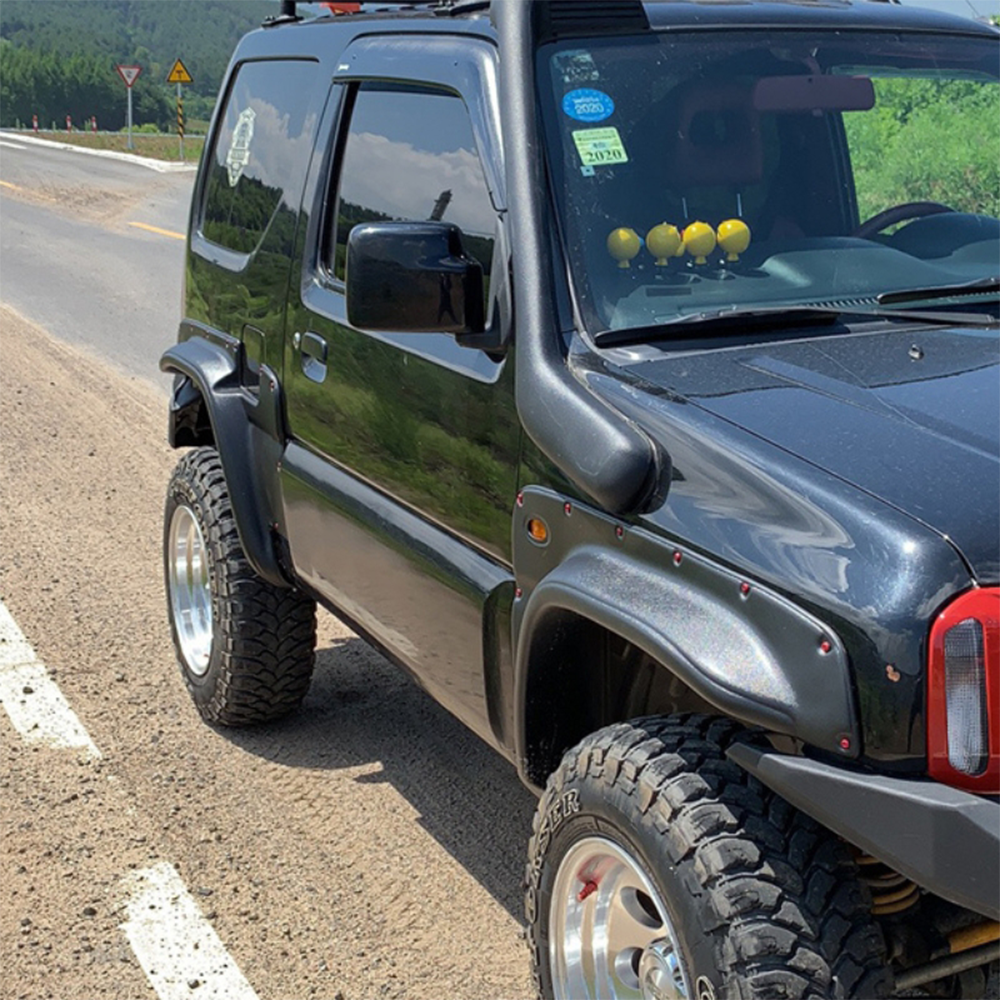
top-left (160, 335), bottom-right (288, 587)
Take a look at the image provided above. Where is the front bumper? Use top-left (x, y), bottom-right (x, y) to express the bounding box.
top-left (728, 743), bottom-right (1000, 920)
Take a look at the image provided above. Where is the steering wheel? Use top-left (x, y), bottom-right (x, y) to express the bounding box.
top-left (855, 201), bottom-right (955, 239)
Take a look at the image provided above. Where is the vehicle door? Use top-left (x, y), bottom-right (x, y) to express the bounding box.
top-left (280, 35), bottom-right (518, 747)
top-left (187, 56), bottom-right (326, 380)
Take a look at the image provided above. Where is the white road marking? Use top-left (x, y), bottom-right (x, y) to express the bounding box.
top-left (0, 600), bottom-right (100, 757)
top-left (0, 139), bottom-right (28, 150)
top-left (1, 603), bottom-right (252, 995)
top-left (0, 601), bottom-right (36, 667)
top-left (121, 862), bottom-right (260, 1000)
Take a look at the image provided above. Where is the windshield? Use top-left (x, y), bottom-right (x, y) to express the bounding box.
top-left (541, 30), bottom-right (999, 336)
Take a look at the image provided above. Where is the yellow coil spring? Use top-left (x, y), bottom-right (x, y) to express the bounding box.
top-left (856, 854), bottom-right (921, 915)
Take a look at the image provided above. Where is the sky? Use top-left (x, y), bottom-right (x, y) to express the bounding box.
top-left (897, 0), bottom-right (999, 18)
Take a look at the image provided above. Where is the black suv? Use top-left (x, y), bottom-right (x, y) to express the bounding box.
top-left (160, 1), bottom-right (1000, 996)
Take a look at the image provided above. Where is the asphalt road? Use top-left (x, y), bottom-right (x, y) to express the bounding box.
top-left (1, 138), bottom-right (536, 999)
top-left (0, 135), bottom-right (193, 389)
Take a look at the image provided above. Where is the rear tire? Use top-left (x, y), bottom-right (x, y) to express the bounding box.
top-left (164, 447), bottom-right (316, 725)
top-left (526, 715), bottom-right (891, 999)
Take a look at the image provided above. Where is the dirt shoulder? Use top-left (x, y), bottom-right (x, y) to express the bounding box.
top-left (0, 305), bottom-right (534, 1000)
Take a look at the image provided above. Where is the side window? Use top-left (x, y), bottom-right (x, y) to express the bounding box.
top-left (328, 84), bottom-right (495, 290)
top-left (201, 59), bottom-right (320, 255)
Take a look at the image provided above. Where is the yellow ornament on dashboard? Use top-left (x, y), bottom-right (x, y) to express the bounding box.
top-left (607, 227), bottom-right (641, 268)
top-left (717, 219), bottom-right (751, 262)
top-left (683, 221), bottom-right (716, 265)
top-left (646, 223), bottom-right (682, 266)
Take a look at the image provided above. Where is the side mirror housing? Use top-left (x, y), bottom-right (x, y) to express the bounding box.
top-left (345, 222), bottom-right (485, 335)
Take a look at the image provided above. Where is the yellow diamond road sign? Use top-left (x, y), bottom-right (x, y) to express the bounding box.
top-left (167, 59), bottom-right (193, 85)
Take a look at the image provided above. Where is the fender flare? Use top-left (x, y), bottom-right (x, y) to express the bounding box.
top-left (160, 335), bottom-right (289, 587)
top-left (513, 537), bottom-right (859, 781)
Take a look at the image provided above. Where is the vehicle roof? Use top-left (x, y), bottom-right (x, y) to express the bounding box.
top-left (236, 0), bottom-right (996, 62)
top-left (294, 0), bottom-right (997, 34)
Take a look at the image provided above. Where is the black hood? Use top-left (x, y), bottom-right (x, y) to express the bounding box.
top-left (634, 325), bottom-right (1000, 580)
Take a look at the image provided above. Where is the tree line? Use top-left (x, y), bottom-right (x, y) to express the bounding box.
top-left (0, 0), bottom-right (274, 131)
top-left (0, 47), bottom-right (172, 131)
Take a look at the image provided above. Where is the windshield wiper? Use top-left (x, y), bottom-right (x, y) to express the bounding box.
top-left (593, 301), bottom-right (997, 348)
top-left (877, 275), bottom-right (1000, 307)
top-left (593, 306), bottom-right (843, 348)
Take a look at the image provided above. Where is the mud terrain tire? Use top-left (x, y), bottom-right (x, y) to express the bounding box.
top-left (164, 447), bottom-right (316, 725)
top-left (526, 715), bottom-right (891, 999)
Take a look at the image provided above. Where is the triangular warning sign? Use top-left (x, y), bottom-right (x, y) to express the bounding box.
top-left (167, 59), bottom-right (193, 85)
top-left (116, 64), bottom-right (142, 88)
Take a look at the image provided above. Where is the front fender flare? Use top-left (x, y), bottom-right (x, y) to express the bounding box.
top-left (160, 335), bottom-right (288, 587)
top-left (512, 492), bottom-right (859, 778)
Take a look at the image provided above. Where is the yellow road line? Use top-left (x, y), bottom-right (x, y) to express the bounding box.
top-left (128, 221), bottom-right (185, 241)
top-left (0, 179), bottom-right (22, 191)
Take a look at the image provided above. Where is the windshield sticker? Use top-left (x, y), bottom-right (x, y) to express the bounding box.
top-left (554, 50), bottom-right (600, 86)
top-left (226, 107), bottom-right (256, 187)
top-left (573, 127), bottom-right (628, 171)
top-left (563, 89), bottom-right (615, 123)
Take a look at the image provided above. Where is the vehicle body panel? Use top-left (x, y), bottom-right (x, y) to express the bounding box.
top-left (512, 487), bottom-right (860, 760)
top-left (585, 356), bottom-right (977, 765)
top-left (633, 325), bottom-right (1000, 580)
top-left (276, 31), bottom-right (521, 740)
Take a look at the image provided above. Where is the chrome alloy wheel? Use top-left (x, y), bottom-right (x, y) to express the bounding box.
top-left (167, 504), bottom-right (213, 676)
top-left (549, 836), bottom-right (691, 1000)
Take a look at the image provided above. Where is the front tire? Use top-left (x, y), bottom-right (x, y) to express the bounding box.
top-left (526, 716), bottom-right (891, 999)
top-left (164, 447), bottom-right (316, 725)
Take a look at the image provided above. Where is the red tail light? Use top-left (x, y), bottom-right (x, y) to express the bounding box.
top-left (927, 587), bottom-right (999, 793)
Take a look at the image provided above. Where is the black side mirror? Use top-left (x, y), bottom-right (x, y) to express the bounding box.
top-left (346, 222), bottom-right (485, 335)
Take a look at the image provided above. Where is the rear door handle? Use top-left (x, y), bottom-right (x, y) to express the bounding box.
top-left (299, 331), bottom-right (328, 383)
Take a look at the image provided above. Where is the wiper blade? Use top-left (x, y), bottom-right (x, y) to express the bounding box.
top-left (877, 275), bottom-right (1000, 306)
top-left (593, 306), bottom-right (842, 347)
top-left (593, 301), bottom-right (997, 348)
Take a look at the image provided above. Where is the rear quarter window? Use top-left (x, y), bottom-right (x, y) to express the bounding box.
top-left (200, 59), bottom-right (321, 255)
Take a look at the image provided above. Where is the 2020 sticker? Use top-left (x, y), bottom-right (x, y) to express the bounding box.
top-left (573, 127), bottom-right (628, 168)
top-left (562, 88), bottom-right (615, 124)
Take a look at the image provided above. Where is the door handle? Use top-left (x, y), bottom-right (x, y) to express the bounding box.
top-left (298, 331), bottom-right (328, 383)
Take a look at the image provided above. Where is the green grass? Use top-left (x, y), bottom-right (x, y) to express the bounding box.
top-left (844, 78), bottom-right (999, 222)
top-left (29, 130), bottom-right (205, 163)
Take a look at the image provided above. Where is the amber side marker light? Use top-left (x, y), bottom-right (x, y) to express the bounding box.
top-left (527, 518), bottom-right (549, 545)
top-left (927, 587), bottom-right (999, 793)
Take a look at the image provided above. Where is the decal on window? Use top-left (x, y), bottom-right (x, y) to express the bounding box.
top-left (572, 126), bottom-right (628, 169)
top-left (226, 107), bottom-right (256, 187)
top-left (562, 88), bottom-right (615, 123)
top-left (553, 50), bottom-right (600, 86)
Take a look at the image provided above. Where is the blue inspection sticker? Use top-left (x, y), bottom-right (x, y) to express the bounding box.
top-left (562, 88), bottom-right (615, 124)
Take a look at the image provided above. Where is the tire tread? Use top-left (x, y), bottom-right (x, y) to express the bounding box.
top-left (527, 715), bottom-right (892, 999)
top-left (166, 448), bottom-right (316, 726)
